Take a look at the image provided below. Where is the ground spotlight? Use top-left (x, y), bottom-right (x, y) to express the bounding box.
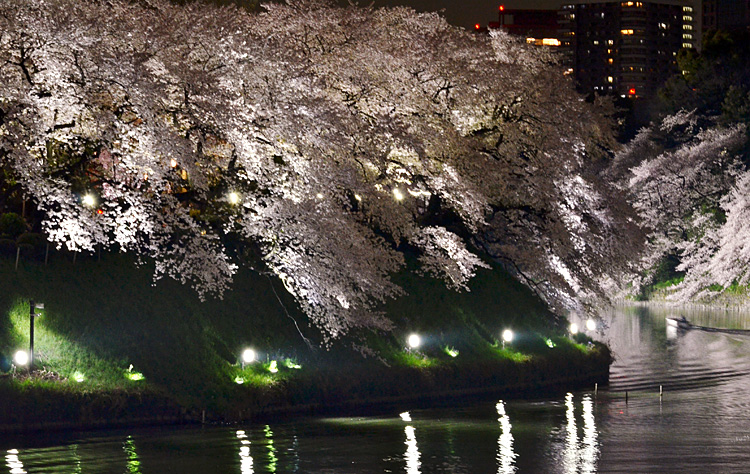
top-left (241, 348), bottom-right (256, 368)
top-left (13, 350), bottom-right (28, 367)
top-left (407, 333), bottom-right (421, 349)
top-left (502, 329), bottom-right (514, 343)
top-left (570, 323), bottom-right (579, 335)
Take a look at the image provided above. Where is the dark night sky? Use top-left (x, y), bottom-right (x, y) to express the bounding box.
top-left (352, 0), bottom-right (565, 30)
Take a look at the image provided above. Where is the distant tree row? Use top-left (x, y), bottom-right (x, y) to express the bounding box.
top-left (617, 29), bottom-right (750, 301)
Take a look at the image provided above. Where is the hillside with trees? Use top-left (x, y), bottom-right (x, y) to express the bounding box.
top-left (0, 0), bottom-right (638, 341)
top-left (616, 29), bottom-right (750, 303)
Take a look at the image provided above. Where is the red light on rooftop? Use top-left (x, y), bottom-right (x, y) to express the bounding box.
top-left (475, 23), bottom-right (481, 30)
top-left (96, 209), bottom-right (104, 215)
top-left (499, 5), bottom-right (505, 11)
top-left (628, 88), bottom-right (637, 95)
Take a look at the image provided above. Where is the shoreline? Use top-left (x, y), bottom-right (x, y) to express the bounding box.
top-left (0, 346), bottom-right (610, 434)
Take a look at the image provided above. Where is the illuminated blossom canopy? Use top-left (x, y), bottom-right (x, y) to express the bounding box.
top-left (0, 0), bottom-right (634, 339)
top-left (623, 110), bottom-right (750, 301)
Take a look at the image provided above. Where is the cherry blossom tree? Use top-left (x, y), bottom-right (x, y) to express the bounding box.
top-left (1, 0), bottom-right (633, 338)
top-left (623, 107), bottom-right (749, 299)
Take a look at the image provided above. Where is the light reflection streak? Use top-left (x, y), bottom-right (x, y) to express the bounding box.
top-left (237, 430), bottom-right (254, 474)
top-left (563, 393), bottom-right (578, 474)
top-left (265, 425), bottom-right (277, 473)
top-left (580, 395), bottom-right (599, 474)
top-left (69, 444), bottom-right (82, 474)
top-left (124, 436), bottom-right (141, 474)
top-left (562, 392), bottom-right (599, 474)
top-left (496, 401), bottom-right (517, 474)
top-left (404, 425), bottom-right (421, 474)
top-left (5, 449), bottom-right (26, 474)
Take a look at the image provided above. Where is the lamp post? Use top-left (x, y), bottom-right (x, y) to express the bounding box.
top-left (29, 300), bottom-right (44, 368)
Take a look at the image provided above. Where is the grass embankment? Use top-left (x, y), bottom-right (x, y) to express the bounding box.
top-left (0, 253), bottom-right (610, 430)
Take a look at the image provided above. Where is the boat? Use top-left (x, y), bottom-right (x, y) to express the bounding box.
top-left (666, 316), bottom-right (691, 329)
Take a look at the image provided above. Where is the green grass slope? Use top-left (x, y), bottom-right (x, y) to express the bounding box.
top-left (0, 252), bottom-right (609, 427)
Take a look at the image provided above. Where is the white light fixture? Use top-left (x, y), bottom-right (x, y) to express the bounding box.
top-left (82, 194), bottom-right (96, 208)
top-left (13, 350), bottom-right (29, 366)
top-left (407, 333), bottom-right (421, 349)
top-left (502, 329), bottom-right (514, 343)
top-left (570, 323), bottom-right (579, 335)
top-left (228, 191), bottom-right (240, 205)
top-left (586, 319), bottom-right (597, 331)
top-left (242, 348), bottom-right (256, 364)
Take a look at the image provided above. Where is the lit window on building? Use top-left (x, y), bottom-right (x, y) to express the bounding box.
top-left (608, 40), bottom-right (614, 45)
top-left (607, 76), bottom-right (614, 83)
top-left (683, 33), bottom-right (692, 39)
top-left (683, 15), bottom-right (692, 21)
top-left (621, 29), bottom-right (634, 35)
top-left (683, 6), bottom-right (693, 12)
top-left (683, 42), bottom-right (693, 48)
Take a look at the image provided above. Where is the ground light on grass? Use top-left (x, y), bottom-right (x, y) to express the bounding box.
top-left (5, 299), bottom-right (134, 388)
top-left (126, 365), bottom-right (145, 381)
top-left (394, 351), bottom-right (438, 368)
top-left (13, 350), bottom-right (28, 366)
top-left (283, 358), bottom-right (302, 369)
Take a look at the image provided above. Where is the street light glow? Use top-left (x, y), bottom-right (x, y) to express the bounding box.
top-left (228, 191), bottom-right (240, 205)
top-left (407, 333), bottom-right (421, 348)
top-left (13, 350), bottom-right (28, 366)
top-left (502, 329), bottom-right (514, 343)
top-left (570, 323), bottom-right (579, 335)
top-left (82, 194), bottom-right (96, 207)
top-left (242, 348), bottom-right (256, 364)
top-left (586, 319), bottom-right (597, 331)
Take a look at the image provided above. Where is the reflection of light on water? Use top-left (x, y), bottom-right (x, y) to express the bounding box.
top-left (400, 411), bottom-right (412, 422)
top-left (237, 430), bottom-right (254, 474)
top-left (124, 436), bottom-right (141, 474)
top-left (5, 449), bottom-right (26, 474)
top-left (563, 393), bottom-right (578, 474)
top-left (69, 444), bottom-right (82, 474)
top-left (580, 395), bottom-right (599, 474)
top-left (561, 392), bottom-right (599, 474)
top-left (496, 400), bottom-right (517, 474)
top-left (404, 425), bottom-right (421, 474)
top-left (265, 425), bottom-right (277, 473)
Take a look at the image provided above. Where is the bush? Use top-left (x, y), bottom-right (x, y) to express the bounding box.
top-left (0, 213), bottom-right (26, 239)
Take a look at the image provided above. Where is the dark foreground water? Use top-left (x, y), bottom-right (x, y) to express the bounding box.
top-left (4, 304), bottom-right (750, 473)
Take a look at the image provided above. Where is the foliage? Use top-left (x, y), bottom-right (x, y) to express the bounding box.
top-left (657, 29), bottom-right (750, 122)
top-left (0, 212), bottom-right (25, 239)
top-left (0, 0), bottom-right (632, 338)
top-left (620, 30), bottom-right (750, 301)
